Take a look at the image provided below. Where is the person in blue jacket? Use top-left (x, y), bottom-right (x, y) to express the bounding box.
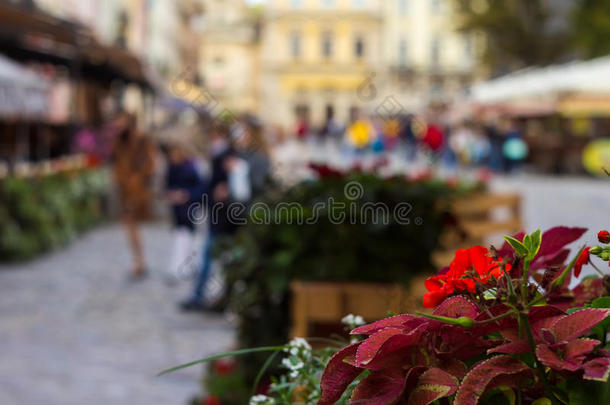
top-left (165, 141), bottom-right (205, 283)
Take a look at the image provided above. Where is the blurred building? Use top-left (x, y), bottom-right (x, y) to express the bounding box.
top-left (257, 0), bottom-right (482, 131)
top-left (381, 0), bottom-right (481, 112)
top-left (198, 0), bottom-right (261, 112)
top-left (34, 0), bottom-right (204, 81)
top-left (259, 0), bottom-right (384, 130)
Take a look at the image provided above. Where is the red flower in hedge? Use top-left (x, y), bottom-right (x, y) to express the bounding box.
top-left (202, 395), bottom-right (220, 405)
top-left (598, 230), bottom-right (610, 244)
top-left (574, 247), bottom-right (590, 278)
top-left (423, 246), bottom-right (507, 308)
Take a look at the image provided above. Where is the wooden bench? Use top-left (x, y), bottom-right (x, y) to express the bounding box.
top-left (289, 192), bottom-right (522, 338)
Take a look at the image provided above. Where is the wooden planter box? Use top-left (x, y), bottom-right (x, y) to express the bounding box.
top-left (290, 276), bottom-right (428, 338)
top-left (289, 192), bottom-right (523, 338)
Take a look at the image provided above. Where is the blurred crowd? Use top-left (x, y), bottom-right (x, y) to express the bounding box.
top-left (294, 111), bottom-right (528, 174)
top-left (72, 110), bottom-right (272, 310)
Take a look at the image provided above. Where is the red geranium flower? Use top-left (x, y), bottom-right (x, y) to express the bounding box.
top-left (423, 246), bottom-right (507, 308)
top-left (574, 247), bottom-right (590, 278)
top-left (598, 230), bottom-right (610, 244)
top-left (202, 395), bottom-right (220, 405)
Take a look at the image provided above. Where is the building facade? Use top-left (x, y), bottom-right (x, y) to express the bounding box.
top-left (259, 0), bottom-right (384, 130)
top-left (197, 0), bottom-right (261, 113)
top-left (381, 0), bottom-right (481, 113)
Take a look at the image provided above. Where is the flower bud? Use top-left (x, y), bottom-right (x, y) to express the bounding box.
top-left (456, 317), bottom-right (475, 328)
top-left (599, 230), bottom-right (610, 244)
top-left (601, 251), bottom-right (610, 261)
top-left (589, 246), bottom-right (603, 255)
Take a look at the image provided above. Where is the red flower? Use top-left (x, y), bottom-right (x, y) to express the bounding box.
top-left (213, 358), bottom-right (237, 376)
top-left (574, 247), bottom-right (590, 278)
top-left (423, 246), bottom-right (507, 308)
top-left (202, 395), bottom-right (220, 405)
top-left (598, 230), bottom-right (610, 244)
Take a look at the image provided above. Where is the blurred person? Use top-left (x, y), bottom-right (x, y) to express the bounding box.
top-left (501, 118), bottom-right (528, 173)
top-left (295, 118), bottom-right (309, 142)
top-left (112, 112), bottom-right (156, 280)
top-left (235, 115), bottom-right (271, 197)
top-left (181, 122), bottom-right (247, 311)
top-left (346, 113), bottom-right (374, 153)
top-left (485, 120), bottom-right (504, 172)
top-left (164, 140), bottom-right (205, 284)
top-left (382, 118), bottom-right (400, 151)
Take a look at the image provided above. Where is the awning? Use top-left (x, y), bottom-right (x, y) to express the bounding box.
top-left (0, 54), bottom-right (49, 119)
top-left (0, 3), bottom-right (151, 88)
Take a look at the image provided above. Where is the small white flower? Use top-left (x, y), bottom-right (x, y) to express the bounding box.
top-left (249, 394), bottom-right (275, 404)
top-left (342, 313), bottom-right (365, 329)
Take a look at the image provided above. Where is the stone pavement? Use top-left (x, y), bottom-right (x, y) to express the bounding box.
top-left (0, 223), bottom-right (234, 405)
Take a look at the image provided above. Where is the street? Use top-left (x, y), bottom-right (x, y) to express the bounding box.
top-left (0, 224), bottom-right (233, 405)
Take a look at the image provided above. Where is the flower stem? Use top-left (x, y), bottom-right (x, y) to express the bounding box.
top-left (519, 312), bottom-right (556, 405)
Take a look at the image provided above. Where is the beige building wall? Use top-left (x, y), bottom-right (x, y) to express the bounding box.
top-left (261, 0), bottom-right (383, 130)
top-left (381, 0), bottom-right (481, 111)
top-left (198, 0), bottom-right (260, 113)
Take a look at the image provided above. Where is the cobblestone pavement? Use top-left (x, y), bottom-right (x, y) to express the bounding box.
top-left (0, 223), bottom-right (234, 405)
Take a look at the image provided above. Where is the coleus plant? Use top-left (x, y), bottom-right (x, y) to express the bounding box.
top-left (319, 227), bottom-right (610, 405)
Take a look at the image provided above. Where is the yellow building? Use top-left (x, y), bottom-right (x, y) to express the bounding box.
top-left (260, 0), bottom-right (383, 130)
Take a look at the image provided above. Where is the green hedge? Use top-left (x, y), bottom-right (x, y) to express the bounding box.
top-left (0, 169), bottom-right (109, 261)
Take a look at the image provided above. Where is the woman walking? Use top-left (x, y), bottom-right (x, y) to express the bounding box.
top-left (112, 112), bottom-right (156, 280)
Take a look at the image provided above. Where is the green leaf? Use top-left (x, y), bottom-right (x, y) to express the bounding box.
top-left (592, 297), bottom-right (610, 309)
top-left (503, 235), bottom-right (529, 257)
top-left (156, 345), bottom-right (285, 376)
top-left (531, 398), bottom-right (552, 405)
top-left (527, 229), bottom-right (542, 260)
top-left (568, 379), bottom-right (610, 405)
top-left (480, 386), bottom-right (515, 405)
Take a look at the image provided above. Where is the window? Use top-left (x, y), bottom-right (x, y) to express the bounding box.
top-left (398, 0), bottom-right (408, 15)
top-left (352, 0), bottom-right (366, 8)
top-left (430, 0), bottom-right (443, 13)
top-left (464, 33), bottom-right (472, 58)
top-left (354, 36), bottom-right (365, 59)
top-left (290, 31), bottom-right (302, 59)
top-left (290, 0), bottom-right (303, 9)
top-left (430, 36), bottom-right (440, 67)
top-left (321, 0), bottom-right (335, 7)
top-left (321, 31), bottom-right (333, 59)
top-left (398, 38), bottom-right (408, 66)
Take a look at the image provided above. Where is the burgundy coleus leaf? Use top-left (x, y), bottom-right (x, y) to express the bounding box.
top-left (351, 315), bottom-right (417, 336)
top-left (583, 357), bottom-right (610, 381)
top-left (433, 295), bottom-right (480, 319)
top-left (551, 308), bottom-right (610, 342)
top-left (319, 343), bottom-right (362, 405)
top-left (454, 355), bottom-right (532, 405)
top-left (536, 338), bottom-right (601, 373)
top-left (406, 368), bottom-right (458, 405)
top-left (536, 226), bottom-right (587, 258)
top-left (350, 367), bottom-right (407, 405)
top-left (355, 325), bottom-right (427, 369)
top-left (488, 340), bottom-right (531, 355)
top-left (439, 358), bottom-right (468, 380)
top-left (564, 338), bottom-right (602, 363)
top-left (572, 277), bottom-right (607, 306)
